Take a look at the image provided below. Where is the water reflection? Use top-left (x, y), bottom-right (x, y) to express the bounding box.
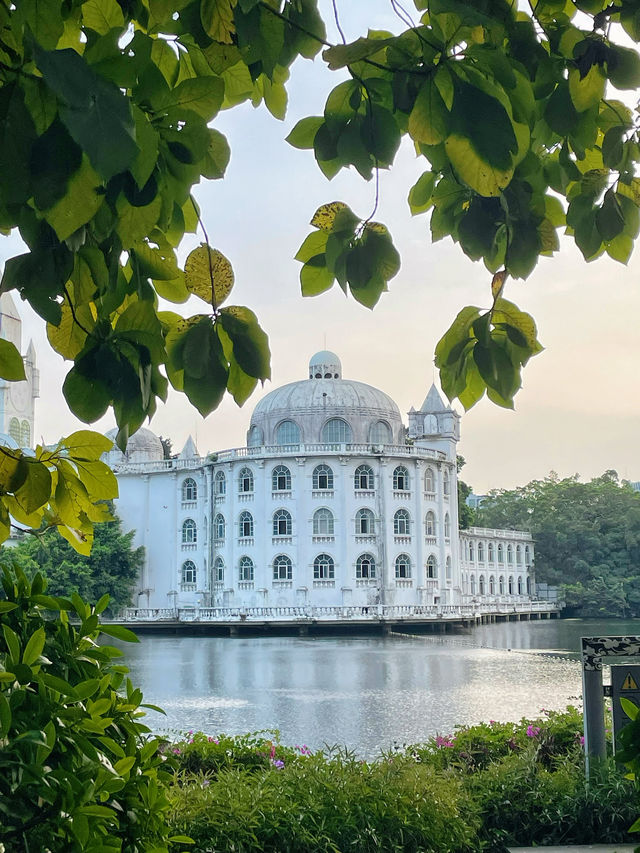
top-left (115, 617), bottom-right (637, 755)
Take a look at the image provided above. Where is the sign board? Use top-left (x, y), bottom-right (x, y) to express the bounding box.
top-left (611, 664), bottom-right (640, 749)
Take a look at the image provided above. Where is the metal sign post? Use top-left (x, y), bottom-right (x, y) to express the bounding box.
top-left (582, 636), bottom-right (640, 777)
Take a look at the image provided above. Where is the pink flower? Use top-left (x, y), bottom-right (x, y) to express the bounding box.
top-left (526, 725), bottom-right (541, 738)
top-left (435, 735), bottom-right (455, 748)
top-left (272, 759), bottom-right (285, 769)
top-left (172, 747), bottom-right (181, 754)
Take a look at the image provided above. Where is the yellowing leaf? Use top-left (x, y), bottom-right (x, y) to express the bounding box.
top-left (200, 0), bottom-right (237, 44)
top-left (47, 300), bottom-right (92, 359)
top-left (491, 270), bottom-right (507, 300)
top-left (60, 430), bottom-right (115, 460)
top-left (43, 156), bottom-right (104, 241)
top-left (444, 134), bottom-right (513, 197)
top-left (310, 201), bottom-right (355, 232)
top-left (538, 218), bottom-right (559, 254)
top-left (408, 79), bottom-right (449, 146)
top-left (184, 244), bottom-right (234, 307)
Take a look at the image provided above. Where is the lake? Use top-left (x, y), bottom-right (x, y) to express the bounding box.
top-left (116, 618), bottom-right (640, 756)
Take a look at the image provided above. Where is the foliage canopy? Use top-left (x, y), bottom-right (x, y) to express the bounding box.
top-left (0, 0), bottom-right (639, 548)
top-left (476, 471), bottom-right (640, 616)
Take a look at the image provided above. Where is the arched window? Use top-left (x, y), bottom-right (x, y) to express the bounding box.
top-left (273, 554), bottom-right (292, 581)
top-left (182, 519), bottom-right (197, 543)
top-left (238, 511), bottom-right (253, 537)
top-left (355, 508), bottom-right (375, 534)
top-left (516, 545), bottom-right (523, 565)
top-left (276, 420), bottom-right (300, 445)
top-left (489, 575), bottom-right (495, 594)
top-left (314, 553), bottom-right (334, 579)
top-left (497, 543), bottom-right (504, 563)
top-left (272, 465), bottom-right (291, 491)
top-left (395, 554), bottom-right (411, 579)
top-left (239, 556), bottom-right (254, 582)
top-left (426, 555), bottom-right (437, 578)
top-left (313, 464), bottom-right (333, 490)
top-left (322, 418), bottom-right (352, 444)
top-left (443, 469), bottom-right (450, 496)
top-left (470, 574), bottom-right (476, 594)
top-left (247, 424), bottom-right (263, 447)
top-left (478, 541), bottom-right (484, 562)
top-left (444, 513), bottom-right (451, 539)
top-left (214, 513), bottom-right (225, 540)
top-left (369, 420), bottom-right (392, 444)
top-left (182, 477), bottom-right (197, 501)
top-left (20, 420), bottom-right (29, 447)
top-left (508, 576), bottom-right (514, 594)
top-left (479, 575), bottom-right (485, 594)
top-left (425, 468), bottom-right (435, 493)
top-left (425, 511), bottom-right (436, 536)
top-left (469, 541), bottom-right (474, 561)
top-left (393, 509), bottom-right (410, 535)
top-left (393, 466), bottom-right (409, 490)
top-left (8, 417), bottom-right (19, 443)
top-left (273, 509), bottom-right (292, 536)
top-left (488, 543), bottom-right (495, 563)
top-left (182, 560), bottom-right (196, 585)
top-left (507, 544), bottom-right (513, 564)
top-left (354, 464), bottom-right (374, 490)
top-left (526, 576), bottom-right (531, 595)
top-left (214, 557), bottom-right (224, 583)
top-left (518, 576), bottom-right (523, 595)
top-left (499, 575), bottom-right (505, 594)
top-left (313, 508), bottom-right (334, 535)
top-left (356, 554), bottom-right (376, 579)
top-left (238, 467), bottom-right (253, 493)
top-left (525, 546), bottom-right (531, 566)
top-left (215, 470), bottom-right (226, 495)
top-left (446, 556), bottom-right (452, 579)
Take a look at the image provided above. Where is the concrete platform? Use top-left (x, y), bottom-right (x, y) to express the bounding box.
top-left (509, 845), bottom-right (637, 852)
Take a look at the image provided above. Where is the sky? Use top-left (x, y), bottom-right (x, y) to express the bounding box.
top-left (2, 1), bottom-right (640, 494)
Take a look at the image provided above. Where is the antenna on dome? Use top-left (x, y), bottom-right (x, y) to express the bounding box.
top-left (323, 332), bottom-right (327, 349)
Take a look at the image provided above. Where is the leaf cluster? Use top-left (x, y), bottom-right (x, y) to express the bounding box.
top-left (0, 564), bottom-right (187, 852)
top-left (288, 0), bottom-right (640, 409)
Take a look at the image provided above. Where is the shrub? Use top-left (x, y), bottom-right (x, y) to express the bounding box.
top-left (169, 730), bottom-right (306, 776)
top-left (0, 564), bottom-right (188, 852)
top-left (168, 751), bottom-right (479, 852)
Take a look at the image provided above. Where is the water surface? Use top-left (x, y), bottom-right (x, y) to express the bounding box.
top-left (118, 618), bottom-right (639, 756)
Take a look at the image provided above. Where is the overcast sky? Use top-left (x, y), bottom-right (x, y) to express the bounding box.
top-left (3, 2), bottom-right (639, 494)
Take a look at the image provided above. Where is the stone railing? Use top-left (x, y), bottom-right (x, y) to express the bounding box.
top-left (117, 600), bottom-right (559, 623)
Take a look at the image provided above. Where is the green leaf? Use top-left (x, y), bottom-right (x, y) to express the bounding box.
top-left (608, 45), bottom-right (640, 90)
top-left (0, 340), bottom-right (26, 381)
top-left (3, 624), bottom-right (21, 662)
top-left (99, 624), bottom-right (139, 643)
top-left (159, 77), bottom-right (225, 121)
top-left (408, 171), bottom-right (436, 215)
top-left (22, 627), bottom-right (46, 666)
top-left (0, 692), bottom-right (11, 737)
top-left (621, 696), bottom-right (639, 721)
top-left (218, 306), bottom-right (271, 380)
top-left (34, 46), bottom-right (138, 180)
top-left (596, 188), bottom-right (625, 241)
top-left (0, 601), bottom-right (17, 613)
top-left (286, 116), bottom-right (324, 149)
top-left (445, 134), bottom-right (513, 197)
top-left (568, 65), bottom-right (605, 112)
top-left (43, 156), bottom-right (104, 241)
top-left (408, 78), bottom-right (449, 145)
top-left (82, 0), bottom-right (125, 34)
top-left (300, 256), bottom-right (335, 296)
top-left (201, 128), bottom-right (231, 180)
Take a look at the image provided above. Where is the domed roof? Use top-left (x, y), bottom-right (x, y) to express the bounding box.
top-left (103, 427), bottom-right (165, 464)
top-left (309, 350), bottom-right (341, 379)
top-left (249, 353), bottom-right (403, 445)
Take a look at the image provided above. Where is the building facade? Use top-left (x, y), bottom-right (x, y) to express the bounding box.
top-left (0, 293), bottom-right (39, 448)
top-left (104, 352), bottom-right (535, 612)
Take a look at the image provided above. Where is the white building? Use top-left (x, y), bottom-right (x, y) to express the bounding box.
top-left (0, 293), bottom-right (39, 448)
top-left (104, 351), bottom-right (535, 612)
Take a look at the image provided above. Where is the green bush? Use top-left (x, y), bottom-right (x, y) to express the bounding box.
top-left (467, 750), bottom-right (637, 851)
top-left (0, 564), bottom-right (188, 853)
top-left (167, 730), bottom-right (306, 776)
top-left (168, 751), bottom-right (479, 852)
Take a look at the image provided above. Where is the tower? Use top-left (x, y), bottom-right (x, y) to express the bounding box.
top-left (407, 384), bottom-right (460, 462)
top-left (0, 293), bottom-right (39, 448)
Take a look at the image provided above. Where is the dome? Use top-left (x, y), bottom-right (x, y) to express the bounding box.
top-left (103, 427), bottom-right (165, 464)
top-left (309, 350), bottom-right (341, 379)
top-left (249, 354), bottom-right (403, 446)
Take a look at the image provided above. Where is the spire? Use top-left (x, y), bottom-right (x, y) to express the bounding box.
top-left (420, 383), bottom-right (448, 413)
top-left (179, 435), bottom-right (199, 459)
top-left (26, 339), bottom-right (36, 365)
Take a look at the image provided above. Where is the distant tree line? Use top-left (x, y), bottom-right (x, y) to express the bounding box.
top-left (3, 505), bottom-right (143, 614)
top-left (476, 472), bottom-right (640, 617)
